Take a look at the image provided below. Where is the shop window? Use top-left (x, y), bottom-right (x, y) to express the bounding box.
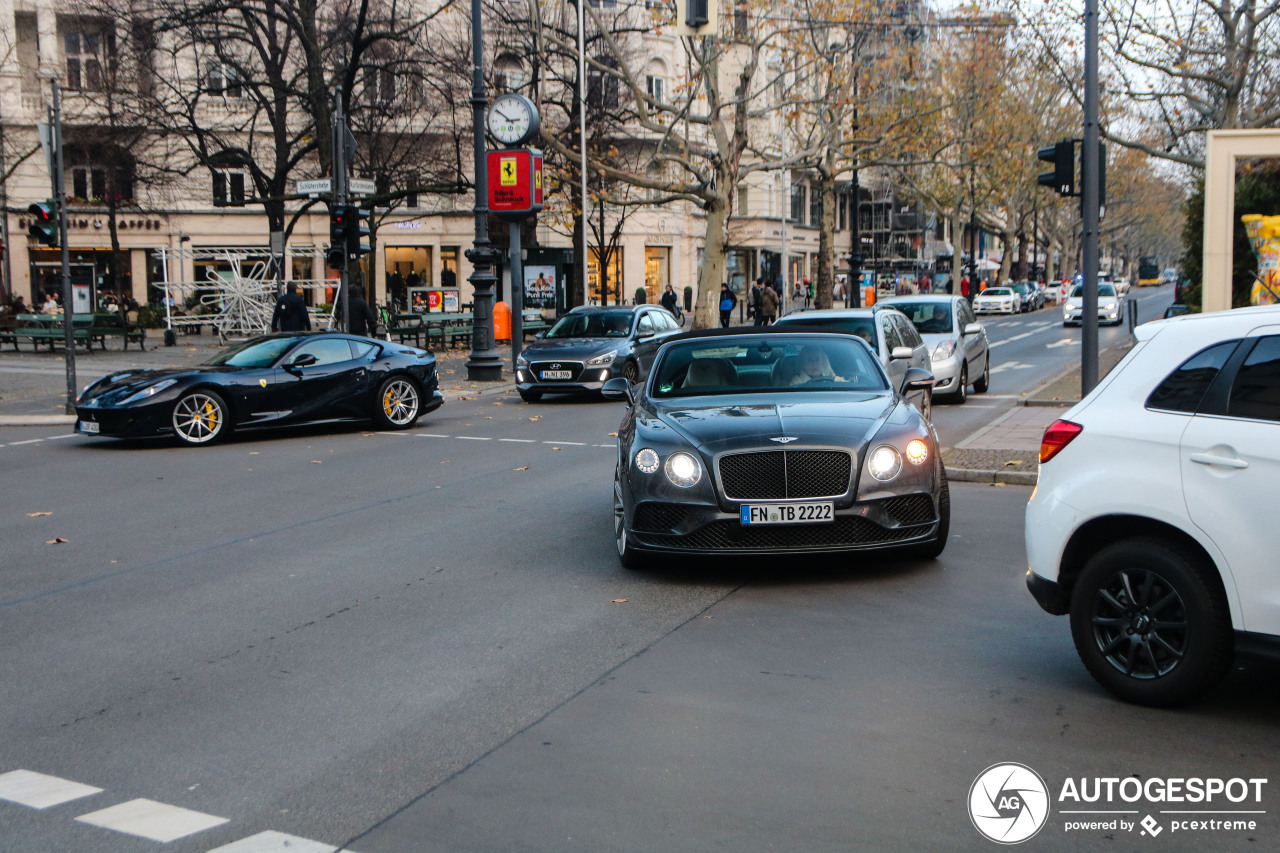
top-left (645, 246), bottom-right (670, 304)
top-left (588, 247), bottom-right (624, 304)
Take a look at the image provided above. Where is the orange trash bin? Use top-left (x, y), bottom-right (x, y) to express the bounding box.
top-left (863, 285), bottom-right (876, 307)
top-left (493, 300), bottom-right (511, 341)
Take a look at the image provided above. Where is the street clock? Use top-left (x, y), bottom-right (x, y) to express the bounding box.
top-left (487, 93), bottom-right (540, 147)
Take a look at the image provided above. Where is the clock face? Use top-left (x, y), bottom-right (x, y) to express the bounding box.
top-left (488, 94), bottom-right (538, 146)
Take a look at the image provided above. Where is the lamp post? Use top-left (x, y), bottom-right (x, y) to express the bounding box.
top-left (465, 0), bottom-right (503, 380)
top-left (846, 70), bottom-right (861, 308)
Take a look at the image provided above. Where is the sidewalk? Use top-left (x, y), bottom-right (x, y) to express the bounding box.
top-left (942, 343), bottom-right (1133, 484)
top-left (0, 331), bottom-right (517, 425)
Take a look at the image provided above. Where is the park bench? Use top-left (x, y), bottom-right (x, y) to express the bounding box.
top-left (14, 314), bottom-right (94, 351)
top-left (90, 311), bottom-right (147, 350)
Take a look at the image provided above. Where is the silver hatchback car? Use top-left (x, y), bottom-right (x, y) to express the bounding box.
top-left (773, 305), bottom-right (935, 419)
top-left (878, 295), bottom-right (991, 402)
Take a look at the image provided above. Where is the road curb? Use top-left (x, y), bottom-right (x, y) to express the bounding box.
top-left (0, 414), bottom-right (77, 427)
top-left (946, 467), bottom-right (1038, 486)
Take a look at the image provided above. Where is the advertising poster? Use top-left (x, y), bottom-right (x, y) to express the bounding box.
top-left (524, 265), bottom-right (556, 308)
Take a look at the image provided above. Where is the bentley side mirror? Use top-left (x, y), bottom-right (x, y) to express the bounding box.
top-left (900, 367), bottom-right (936, 394)
top-left (602, 377), bottom-right (634, 404)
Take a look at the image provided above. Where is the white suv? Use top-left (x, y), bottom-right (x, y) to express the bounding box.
top-left (1026, 305), bottom-right (1280, 706)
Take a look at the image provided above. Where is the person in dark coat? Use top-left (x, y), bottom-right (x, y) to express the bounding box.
top-left (718, 283), bottom-right (737, 328)
top-left (337, 286), bottom-right (378, 336)
top-left (759, 282), bottom-right (779, 324)
top-left (271, 282), bottom-right (311, 332)
top-left (750, 278), bottom-right (765, 325)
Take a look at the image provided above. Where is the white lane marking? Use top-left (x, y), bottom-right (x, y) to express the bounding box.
top-left (989, 362), bottom-right (1034, 374)
top-left (206, 829), bottom-right (360, 853)
top-left (414, 433), bottom-right (451, 438)
top-left (46, 434), bottom-right (79, 440)
top-left (1047, 339), bottom-right (1081, 349)
top-left (543, 440), bottom-right (585, 446)
top-left (9, 439), bottom-right (45, 446)
top-left (0, 769), bottom-right (102, 809)
top-left (75, 798), bottom-right (229, 842)
top-left (498, 438), bottom-right (535, 443)
top-left (455, 436), bottom-right (491, 441)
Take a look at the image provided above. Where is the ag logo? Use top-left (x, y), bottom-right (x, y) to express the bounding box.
top-left (969, 763), bottom-right (1050, 844)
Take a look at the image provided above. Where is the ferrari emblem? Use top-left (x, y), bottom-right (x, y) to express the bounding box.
top-left (770, 436), bottom-right (798, 444)
top-left (259, 379), bottom-right (267, 387)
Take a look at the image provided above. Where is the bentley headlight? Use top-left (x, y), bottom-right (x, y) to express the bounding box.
top-left (664, 451), bottom-right (702, 487)
top-left (905, 439), bottom-right (929, 466)
top-left (634, 448), bottom-right (660, 474)
top-left (588, 350), bottom-right (618, 366)
top-left (867, 445), bottom-right (902, 481)
top-left (932, 340), bottom-right (957, 361)
top-left (120, 378), bottom-right (177, 405)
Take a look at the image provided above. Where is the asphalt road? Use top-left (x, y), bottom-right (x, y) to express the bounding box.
top-left (5, 291), bottom-right (1278, 853)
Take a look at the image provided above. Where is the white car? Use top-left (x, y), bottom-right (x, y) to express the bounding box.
top-left (1026, 305), bottom-right (1280, 705)
top-left (973, 287), bottom-right (1020, 315)
top-left (1062, 282), bottom-right (1123, 326)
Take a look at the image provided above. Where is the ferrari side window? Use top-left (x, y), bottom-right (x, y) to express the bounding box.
top-left (349, 341), bottom-right (378, 359)
top-left (292, 338), bottom-right (356, 367)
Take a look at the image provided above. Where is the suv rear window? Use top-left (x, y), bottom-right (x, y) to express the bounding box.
top-left (1146, 341), bottom-right (1239, 413)
top-left (1228, 335), bottom-right (1280, 422)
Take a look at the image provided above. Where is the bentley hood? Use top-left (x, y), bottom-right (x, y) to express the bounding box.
top-left (651, 394), bottom-right (898, 455)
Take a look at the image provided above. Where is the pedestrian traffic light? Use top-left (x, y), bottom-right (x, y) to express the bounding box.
top-left (1037, 140), bottom-right (1075, 197)
top-left (345, 205), bottom-right (370, 258)
top-left (27, 201), bottom-right (59, 248)
top-left (327, 204), bottom-right (349, 268)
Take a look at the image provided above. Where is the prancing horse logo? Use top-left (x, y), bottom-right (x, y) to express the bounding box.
top-left (770, 437), bottom-right (798, 444)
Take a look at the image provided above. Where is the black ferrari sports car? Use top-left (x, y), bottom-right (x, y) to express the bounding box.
top-left (603, 326), bottom-right (948, 568)
top-left (75, 333), bottom-right (443, 446)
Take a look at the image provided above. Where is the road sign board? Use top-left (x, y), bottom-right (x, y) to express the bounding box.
top-left (349, 178), bottom-right (377, 195)
top-left (297, 179), bottom-right (332, 194)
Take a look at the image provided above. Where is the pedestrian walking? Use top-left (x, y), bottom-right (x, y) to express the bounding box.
top-left (336, 285), bottom-right (378, 336)
top-left (271, 282), bottom-right (311, 332)
top-left (759, 280), bottom-right (779, 324)
top-left (719, 283), bottom-right (737, 328)
top-left (750, 279), bottom-right (765, 326)
top-left (791, 280), bottom-right (804, 309)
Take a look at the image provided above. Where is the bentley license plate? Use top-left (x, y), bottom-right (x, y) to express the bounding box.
top-left (78, 420), bottom-right (99, 434)
top-left (740, 502), bottom-right (834, 525)
top-left (540, 370), bottom-right (572, 380)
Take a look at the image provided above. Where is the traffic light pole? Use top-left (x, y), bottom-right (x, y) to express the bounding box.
top-left (51, 79), bottom-right (76, 413)
top-left (1081, 0), bottom-right (1100, 394)
top-left (332, 90), bottom-right (350, 334)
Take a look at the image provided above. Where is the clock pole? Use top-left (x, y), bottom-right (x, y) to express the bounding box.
top-left (464, 0), bottom-right (503, 381)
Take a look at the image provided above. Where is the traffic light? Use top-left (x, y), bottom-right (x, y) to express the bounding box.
top-left (327, 204), bottom-right (349, 268)
top-left (345, 205), bottom-right (370, 258)
top-left (27, 201), bottom-right (59, 248)
top-left (1037, 140), bottom-right (1075, 197)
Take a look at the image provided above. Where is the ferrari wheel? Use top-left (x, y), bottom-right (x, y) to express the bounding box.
top-left (374, 376), bottom-right (421, 429)
top-left (172, 390), bottom-right (229, 446)
top-left (614, 479), bottom-right (646, 570)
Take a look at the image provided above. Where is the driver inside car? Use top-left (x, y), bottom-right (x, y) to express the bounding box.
top-left (790, 346), bottom-right (846, 385)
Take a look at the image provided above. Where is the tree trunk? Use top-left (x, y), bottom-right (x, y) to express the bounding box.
top-left (694, 195), bottom-right (729, 330)
top-left (815, 163), bottom-right (836, 309)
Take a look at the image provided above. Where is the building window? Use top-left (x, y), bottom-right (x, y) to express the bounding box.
top-left (207, 60), bottom-right (243, 98)
top-left (64, 25), bottom-right (116, 91)
top-left (809, 188), bottom-right (822, 227)
top-left (494, 55), bottom-right (528, 92)
top-left (646, 74), bottom-right (663, 102)
top-left (838, 193), bottom-right (848, 231)
top-left (363, 65), bottom-right (395, 104)
top-left (790, 183), bottom-right (805, 223)
top-left (213, 170), bottom-right (247, 206)
top-left (733, 2), bottom-right (748, 36)
top-left (737, 185), bottom-right (749, 216)
top-left (588, 56), bottom-right (620, 111)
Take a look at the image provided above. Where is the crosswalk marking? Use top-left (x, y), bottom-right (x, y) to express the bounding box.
top-left (75, 797), bottom-right (229, 842)
top-left (206, 829), bottom-right (360, 853)
top-left (0, 769), bottom-right (102, 809)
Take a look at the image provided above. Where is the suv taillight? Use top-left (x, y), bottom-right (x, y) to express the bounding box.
top-left (1040, 419), bottom-right (1083, 463)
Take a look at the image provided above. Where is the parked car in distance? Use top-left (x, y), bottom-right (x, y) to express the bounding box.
top-left (75, 332), bottom-right (442, 446)
top-left (1063, 282), bottom-right (1124, 326)
top-left (773, 306), bottom-right (934, 419)
top-left (973, 286), bottom-right (1021, 315)
top-left (1026, 304), bottom-right (1280, 706)
top-left (605, 327), bottom-right (948, 569)
top-left (1163, 303), bottom-right (1191, 319)
top-left (878, 295), bottom-right (991, 403)
top-left (1009, 281), bottom-right (1044, 311)
top-left (514, 305), bottom-right (681, 402)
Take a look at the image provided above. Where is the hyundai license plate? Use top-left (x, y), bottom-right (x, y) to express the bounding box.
top-left (78, 420), bottom-right (99, 434)
top-left (740, 502), bottom-right (834, 525)
top-left (540, 370), bottom-right (572, 380)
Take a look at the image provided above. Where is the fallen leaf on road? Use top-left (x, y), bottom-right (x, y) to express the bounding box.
top-left (485, 416), bottom-right (493, 420)
top-left (441, 460), bottom-right (451, 464)
top-left (990, 482), bottom-right (1006, 487)
top-left (492, 402), bottom-right (503, 406)
top-left (1004, 460), bottom-right (1023, 467)
top-left (45, 538), bottom-right (67, 545)
top-left (608, 432), bottom-right (618, 437)
top-left (513, 466), bottom-right (530, 471)
top-left (528, 417), bottom-right (540, 421)
top-left (458, 396), bottom-right (472, 401)
top-left (612, 599), bottom-right (628, 603)
top-left (249, 451), bottom-right (260, 455)
top-left (445, 369), bottom-right (456, 375)
top-left (27, 512), bottom-right (52, 517)
top-left (310, 460), bottom-right (323, 464)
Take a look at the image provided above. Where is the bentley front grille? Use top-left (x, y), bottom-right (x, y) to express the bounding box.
top-left (718, 450), bottom-right (852, 500)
